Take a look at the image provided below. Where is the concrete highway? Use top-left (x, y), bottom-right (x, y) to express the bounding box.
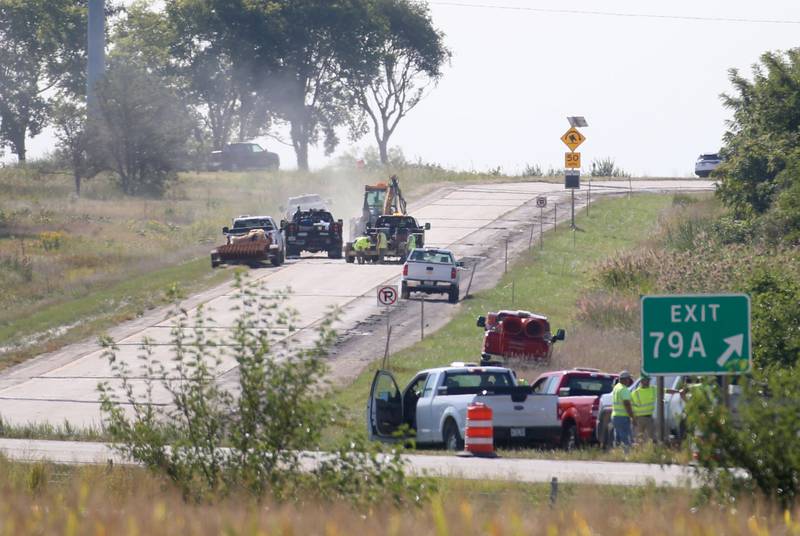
top-left (0, 179), bottom-right (713, 428)
top-left (0, 437), bottom-right (697, 488)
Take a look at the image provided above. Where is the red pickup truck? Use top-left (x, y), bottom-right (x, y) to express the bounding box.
top-left (531, 368), bottom-right (617, 449)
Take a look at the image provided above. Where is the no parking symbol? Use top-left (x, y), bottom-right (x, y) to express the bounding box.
top-left (377, 286), bottom-right (398, 306)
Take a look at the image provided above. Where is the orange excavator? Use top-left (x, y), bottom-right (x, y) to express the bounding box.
top-left (348, 175), bottom-right (407, 239)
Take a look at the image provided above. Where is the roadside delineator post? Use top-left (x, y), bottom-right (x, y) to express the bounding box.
top-left (462, 402), bottom-right (496, 457)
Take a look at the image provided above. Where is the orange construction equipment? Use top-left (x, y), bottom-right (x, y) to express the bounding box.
top-left (464, 402), bottom-right (495, 457)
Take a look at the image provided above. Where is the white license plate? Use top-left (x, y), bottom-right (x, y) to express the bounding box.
top-left (510, 427), bottom-right (526, 438)
top-left (297, 232), bottom-right (307, 236)
top-left (423, 280), bottom-right (435, 286)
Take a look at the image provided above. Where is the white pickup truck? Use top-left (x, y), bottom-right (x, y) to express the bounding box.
top-left (368, 363), bottom-right (561, 450)
top-left (401, 247), bottom-right (463, 303)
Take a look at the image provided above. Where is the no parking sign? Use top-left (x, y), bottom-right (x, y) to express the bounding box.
top-left (377, 285), bottom-right (398, 306)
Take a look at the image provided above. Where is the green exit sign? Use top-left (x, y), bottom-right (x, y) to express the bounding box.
top-left (641, 294), bottom-right (751, 375)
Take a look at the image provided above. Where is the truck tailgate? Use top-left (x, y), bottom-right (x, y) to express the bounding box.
top-left (406, 261), bottom-right (451, 281)
top-left (478, 393), bottom-right (559, 429)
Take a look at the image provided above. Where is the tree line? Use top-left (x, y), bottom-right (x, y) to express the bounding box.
top-left (0, 0), bottom-right (450, 194)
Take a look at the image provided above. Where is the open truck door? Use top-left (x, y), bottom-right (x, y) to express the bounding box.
top-left (367, 370), bottom-right (403, 440)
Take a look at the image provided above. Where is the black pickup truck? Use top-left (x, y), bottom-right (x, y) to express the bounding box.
top-left (207, 142), bottom-right (280, 171)
top-left (282, 209), bottom-right (343, 258)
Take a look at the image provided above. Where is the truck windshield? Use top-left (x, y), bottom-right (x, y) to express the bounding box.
top-left (376, 216), bottom-right (416, 229)
top-left (294, 211), bottom-right (332, 223)
top-left (409, 250), bottom-right (453, 264)
top-left (444, 371), bottom-right (513, 389)
top-left (233, 219), bottom-right (274, 230)
top-left (564, 376), bottom-right (615, 396)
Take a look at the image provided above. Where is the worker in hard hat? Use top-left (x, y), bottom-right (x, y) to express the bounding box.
top-left (377, 228), bottom-right (388, 263)
top-left (352, 235), bottom-right (371, 264)
top-left (632, 374), bottom-right (656, 444)
top-left (611, 370), bottom-right (635, 453)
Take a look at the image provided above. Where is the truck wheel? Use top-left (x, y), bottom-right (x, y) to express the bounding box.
top-left (597, 411), bottom-right (612, 450)
top-left (271, 250), bottom-right (284, 266)
top-left (560, 422), bottom-right (578, 451)
top-left (443, 420), bottom-right (463, 451)
top-left (401, 282), bottom-right (410, 299)
top-left (327, 247), bottom-right (342, 259)
top-left (211, 256), bottom-right (220, 269)
top-left (345, 254), bottom-right (355, 264)
top-left (448, 285), bottom-right (459, 304)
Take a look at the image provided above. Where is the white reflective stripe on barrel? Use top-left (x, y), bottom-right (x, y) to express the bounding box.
top-left (465, 437), bottom-right (493, 445)
top-left (466, 420), bottom-right (492, 428)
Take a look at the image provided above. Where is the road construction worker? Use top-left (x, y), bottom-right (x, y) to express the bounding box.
top-left (611, 370), bottom-right (635, 452)
top-left (377, 228), bottom-right (388, 263)
top-left (632, 374), bottom-right (656, 443)
top-left (405, 233), bottom-right (417, 261)
top-left (352, 235), bottom-right (371, 264)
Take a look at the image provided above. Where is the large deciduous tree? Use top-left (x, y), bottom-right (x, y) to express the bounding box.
top-left (94, 58), bottom-right (195, 196)
top-left (716, 49), bottom-right (800, 217)
top-left (0, 0), bottom-right (87, 162)
top-left (352, 0), bottom-right (449, 165)
top-left (169, 0), bottom-right (381, 171)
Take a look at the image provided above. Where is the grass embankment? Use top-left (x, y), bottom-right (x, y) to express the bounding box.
top-left (0, 455), bottom-right (792, 535)
top-left (0, 165), bottom-right (527, 370)
top-left (330, 194), bottom-right (686, 451)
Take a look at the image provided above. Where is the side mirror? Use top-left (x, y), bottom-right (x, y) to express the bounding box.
top-left (425, 222), bottom-right (431, 230)
top-left (558, 387), bottom-right (571, 397)
top-left (553, 328), bottom-right (566, 342)
top-left (456, 261), bottom-right (465, 268)
top-left (280, 220), bottom-right (287, 229)
top-left (436, 386), bottom-right (448, 396)
top-left (222, 226), bottom-right (229, 234)
top-left (476, 316), bottom-right (486, 328)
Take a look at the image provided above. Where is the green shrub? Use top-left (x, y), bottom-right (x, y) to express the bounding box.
top-left (687, 367), bottom-right (800, 508)
top-left (747, 269), bottom-right (800, 369)
top-left (595, 249), bottom-right (658, 292)
top-left (99, 275), bottom-right (428, 504)
top-left (591, 157), bottom-right (630, 178)
top-left (39, 231), bottom-right (66, 251)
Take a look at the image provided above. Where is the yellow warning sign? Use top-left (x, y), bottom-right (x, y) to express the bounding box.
top-left (565, 152), bottom-right (581, 169)
top-left (561, 127), bottom-right (586, 151)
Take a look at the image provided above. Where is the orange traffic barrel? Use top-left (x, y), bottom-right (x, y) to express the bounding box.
top-left (465, 402), bottom-right (495, 457)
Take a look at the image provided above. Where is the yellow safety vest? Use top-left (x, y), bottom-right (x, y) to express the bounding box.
top-left (353, 236), bottom-right (370, 251)
top-left (406, 234), bottom-right (417, 252)
top-left (378, 232), bottom-right (388, 249)
top-left (611, 383), bottom-right (631, 418)
top-left (632, 385), bottom-right (656, 417)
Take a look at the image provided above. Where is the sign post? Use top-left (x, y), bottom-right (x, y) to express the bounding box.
top-left (377, 285), bottom-right (399, 364)
top-left (562, 123), bottom-right (585, 230)
top-left (641, 294), bottom-right (752, 376)
top-left (536, 196), bottom-right (547, 250)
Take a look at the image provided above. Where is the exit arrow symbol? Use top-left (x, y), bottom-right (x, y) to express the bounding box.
top-left (716, 334), bottom-right (744, 367)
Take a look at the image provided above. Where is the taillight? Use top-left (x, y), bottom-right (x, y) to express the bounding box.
top-left (403, 264), bottom-right (408, 276)
top-left (591, 398), bottom-right (599, 419)
top-left (450, 268), bottom-right (457, 279)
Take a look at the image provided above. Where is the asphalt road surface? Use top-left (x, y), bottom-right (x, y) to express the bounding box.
top-left (0, 179), bottom-right (714, 428)
top-left (0, 438), bottom-right (696, 488)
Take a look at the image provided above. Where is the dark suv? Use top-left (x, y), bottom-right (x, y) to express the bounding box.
top-left (282, 209), bottom-right (343, 258)
top-left (208, 143), bottom-right (280, 171)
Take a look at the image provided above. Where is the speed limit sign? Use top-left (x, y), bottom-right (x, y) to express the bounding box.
top-left (536, 196), bottom-right (547, 208)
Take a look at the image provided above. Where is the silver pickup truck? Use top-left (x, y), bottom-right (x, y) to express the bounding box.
top-left (368, 363), bottom-right (561, 449)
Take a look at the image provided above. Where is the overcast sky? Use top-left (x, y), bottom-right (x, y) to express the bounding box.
top-left (15, 0), bottom-right (800, 176)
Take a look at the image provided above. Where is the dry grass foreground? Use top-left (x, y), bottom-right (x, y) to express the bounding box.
top-left (0, 458), bottom-right (797, 535)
